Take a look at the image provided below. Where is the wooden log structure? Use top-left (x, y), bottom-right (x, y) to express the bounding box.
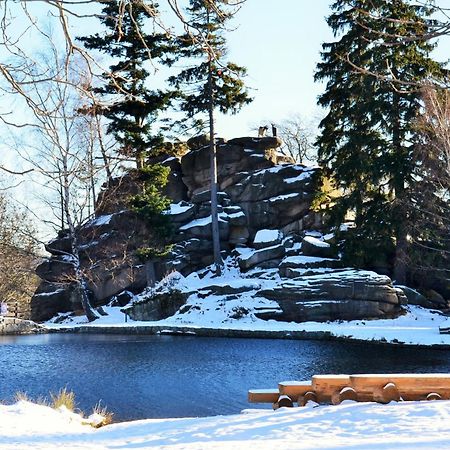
top-left (248, 373), bottom-right (450, 408)
top-left (312, 375), bottom-right (351, 403)
top-left (350, 374), bottom-right (450, 401)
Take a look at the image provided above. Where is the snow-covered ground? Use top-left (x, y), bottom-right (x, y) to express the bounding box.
top-left (43, 258), bottom-right (450, 347)
top-left (3, 399), bottom-right (450, 449)
top-left (47, 301), bottom-right (450, 348)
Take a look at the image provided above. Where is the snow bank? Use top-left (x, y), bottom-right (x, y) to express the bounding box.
top-left (3, 400), bottom-right (450, 449)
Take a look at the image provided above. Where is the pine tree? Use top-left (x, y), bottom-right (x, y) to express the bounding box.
top-left (315, 0), bottom-right (444, 283)
top-left (79, 0), bottom-right (176, 169)
top-left (169, 0), bottom-right (252, 274)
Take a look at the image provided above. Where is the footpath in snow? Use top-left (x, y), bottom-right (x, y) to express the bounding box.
top-left (3, 399), bottom-right (450, 449)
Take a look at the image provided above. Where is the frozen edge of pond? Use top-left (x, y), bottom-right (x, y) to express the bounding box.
top-left (44, 305), bottom-right (450, 350)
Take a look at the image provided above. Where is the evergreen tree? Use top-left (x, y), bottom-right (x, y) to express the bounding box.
top-left (129, 164), bottom-right (173, 261)
top-left (169, 0), bottom-right (252, 124)
top-left (315, 0), bottom-right (444, 283)
top-left (79, 0), bottom-right (175, 169)
top-left (169, 0), bottom-right (252, 274)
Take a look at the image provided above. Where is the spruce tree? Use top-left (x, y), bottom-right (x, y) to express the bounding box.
top-left (315, 0), bottom-right (444, 283)
top-left (169, 0), bottom-right (252, 274)
top-left (79, 0), bottom-right (175, 169)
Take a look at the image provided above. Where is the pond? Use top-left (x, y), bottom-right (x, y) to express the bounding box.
top-left (0, 333), bottom-right (449, 421)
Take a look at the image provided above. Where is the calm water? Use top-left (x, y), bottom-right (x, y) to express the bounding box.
top-left (0, 333), bottom-right (450, 421)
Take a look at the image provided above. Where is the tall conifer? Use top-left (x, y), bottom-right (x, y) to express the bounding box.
top-left (316, 0), bottom-right (444, 282)
top-left (79, 0), bottom-right (175, 169)
top-left (169, 0), bottom-right (252, 274)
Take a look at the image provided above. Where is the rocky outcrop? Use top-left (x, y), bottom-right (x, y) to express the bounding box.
top-left (96, 154), bottom-right (188, 216)
top-left (33, 135), bottom-right (411, 324)
top-left (0, 317), bottom-right (44, 335)
top-left (181, 137), bottom-right (290, 197)
top-left (224, 165), bottom-right (320, 235)
top-left (256, 270), bottom-right (403, 322)
top-left (31, 210), bottom-right (159, 321)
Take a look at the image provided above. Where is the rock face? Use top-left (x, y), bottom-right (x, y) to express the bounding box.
top-left (31, 135), bottom-right (409, 324)
top-left (181, 137), bottom-right (289, 197)
top-left (257, 271), bottom-right (402, 322)
top-left (125, 290), bottom-right (188, 321)
top-left (0, 317), bottom-right (44, 335)
top-left (31, 210), bottom-right (159, 321)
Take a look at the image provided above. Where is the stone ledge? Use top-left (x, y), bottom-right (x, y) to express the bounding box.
top-left (0, 317), bottom-right (45, 335)
top-left (46, 324), bottom-right (450, 349)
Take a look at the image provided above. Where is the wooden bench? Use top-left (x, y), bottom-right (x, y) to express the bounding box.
top-left (248, 373), bottom-right (450, 409)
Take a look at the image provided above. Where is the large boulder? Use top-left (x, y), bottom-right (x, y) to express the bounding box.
top-left (227, 136), bottom-right (283, 151)
top-left (181, 143), bottom-right (271, 196)
top-left (253, 229), bottom-right (283, 249)
top-left (256, 270), bottom-right (403, 322)
top-left (125, 290), bottom-right (188, 321)
top-left (30, 282), bottom-right (76, 322)
top-left (237, 244), bottom-right (285, 271)
top-left (35, 257), bottom-right (76, 283)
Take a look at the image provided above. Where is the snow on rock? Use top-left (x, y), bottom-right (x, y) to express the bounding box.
top-left (303, 235), bottom-right (330, 248)
top-left (283, 170), bottom-right (314, 184)
top-left (166, 202), bottom-right (193, 216)
top-left (253, 229), bottom-right (282, 249)
top-left (269, 192), bottom-right (301, 203)
top-left (3, 399), bottom-right (450, 449)
top-left (88, 214), bottom-right (113, 227)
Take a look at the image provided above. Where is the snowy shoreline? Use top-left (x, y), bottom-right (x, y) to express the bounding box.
top-left (4, 399), bottom-right (450, 449)
top-left (44, 304), bottom-right (450, 350)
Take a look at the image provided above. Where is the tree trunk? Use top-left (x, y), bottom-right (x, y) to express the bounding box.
top-left (392, 83), bottom-right (408, 285)
top-left (95, 113), bottom-right (113, 187)
top-left (62, 153), bottom-right (99, 322)
top-left (207, 7), bottom-right (223, 275)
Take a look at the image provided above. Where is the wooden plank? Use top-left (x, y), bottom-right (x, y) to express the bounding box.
top-left (248, 389), bottom-right (280, 403)
top-left (278, 381), bottom-right (312, 397)
top-left (350, 374), bottom-right (450, 397)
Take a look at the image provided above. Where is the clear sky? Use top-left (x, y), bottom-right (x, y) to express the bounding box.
top-left (215, 0), bottom-right (334, 138)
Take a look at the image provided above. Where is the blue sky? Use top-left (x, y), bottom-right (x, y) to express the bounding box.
top-left (216, 1), bottom-right (334, 137)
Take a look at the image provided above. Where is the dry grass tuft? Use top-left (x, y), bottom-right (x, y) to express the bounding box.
top-left (91, 401), bottom-right (114, 427)
top-left (50, 387), bottom-right (76, 411)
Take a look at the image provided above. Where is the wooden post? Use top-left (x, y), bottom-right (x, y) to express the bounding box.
top-left (273, 395), bottom-right (294, 410)
top-left (331, 386), bottom-right (358, 405)
top-left (373, 383), bottom-right (401, 404)
top-left (298, 391), bottom-right (317, 407)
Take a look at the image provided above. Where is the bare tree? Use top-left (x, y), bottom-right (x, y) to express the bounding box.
top-left (0, 192), bottom-right (40, 319)
top-left (272, 115), bottom-right (317, 164)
